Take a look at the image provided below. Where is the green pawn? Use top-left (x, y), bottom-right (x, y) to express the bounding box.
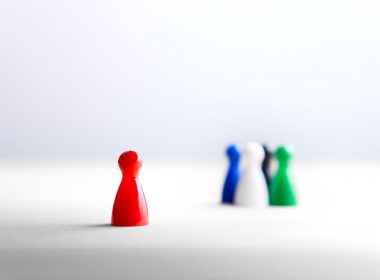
top-left (269, 145), bottom-right (297, 206)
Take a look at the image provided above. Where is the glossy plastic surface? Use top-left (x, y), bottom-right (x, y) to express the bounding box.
top-left (269, 146), bottom-right (297, 206)
top-left (221, 144), bottom-right (241, 204)
top-left (111, 151), bottom-right (149, 226)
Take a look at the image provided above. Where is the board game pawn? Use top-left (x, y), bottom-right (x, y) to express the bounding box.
top-left (111, 151), bottom-right (149, 226)
top-left (234, 142), bottom-right (269, 207)
top-left (221, 144), bottom-right (241, 204)
top-left (262, 144), bottom-right (273, 187)
top-left (269, 145), bottom-right (297, 206)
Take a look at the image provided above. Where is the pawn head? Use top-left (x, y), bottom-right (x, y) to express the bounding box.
top-left (275, 145), bottom-right (294, 162)
top-left (118, 150), bottom-right (142, 177)
top-left (244, 142), bottom-right (265, 162)
top-left (226, 144), bottom-right (240, 161)
top-left (261, 143), bottom-right (272, 157)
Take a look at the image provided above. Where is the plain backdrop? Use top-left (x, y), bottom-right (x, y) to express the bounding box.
top-left (0, 0), bottom-right (379, 160)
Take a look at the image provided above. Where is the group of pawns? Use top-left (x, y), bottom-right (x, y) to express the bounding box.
top-left (221, 142), bottom-right (297, 207)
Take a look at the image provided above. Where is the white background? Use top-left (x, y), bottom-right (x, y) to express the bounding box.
top-left (1, 0), bottom-right (379, 160)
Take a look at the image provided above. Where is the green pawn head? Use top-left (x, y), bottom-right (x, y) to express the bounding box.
top-left (275, 145), bottom-right (294, 167)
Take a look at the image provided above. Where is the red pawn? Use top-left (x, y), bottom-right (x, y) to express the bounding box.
top-left (111, 151), bottom-right (149, 227)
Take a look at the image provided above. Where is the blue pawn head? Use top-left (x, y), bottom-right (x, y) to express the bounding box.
top-left (226, 144), bottom-right (240, 162)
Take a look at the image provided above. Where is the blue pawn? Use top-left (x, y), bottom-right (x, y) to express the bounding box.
top-left (221, 144), bottom-right (241, 204)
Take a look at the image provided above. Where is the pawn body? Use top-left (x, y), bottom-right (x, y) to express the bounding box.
top-left (221, 144), bottom-right (241, 204)
top-left (112, 151), bottom-right (149, 226)
top-left (269, 146), bottom-right (297, 206)
top-left (235, 143), bottom-right (269, 207)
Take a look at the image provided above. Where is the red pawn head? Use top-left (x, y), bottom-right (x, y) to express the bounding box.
top-left (118, 151), bottom-right (142, 177)
top-left (111, 151), bottom-right (149, 227)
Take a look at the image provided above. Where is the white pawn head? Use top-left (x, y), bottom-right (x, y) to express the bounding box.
top-left (242, 142), bottom-right (265, 166)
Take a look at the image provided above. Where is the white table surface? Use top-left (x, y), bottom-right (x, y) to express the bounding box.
top-left (1, 160), bottom-right (380, 280)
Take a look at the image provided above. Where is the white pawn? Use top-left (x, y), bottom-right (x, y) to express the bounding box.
top-left (235, 142), bottom-right (269, 207)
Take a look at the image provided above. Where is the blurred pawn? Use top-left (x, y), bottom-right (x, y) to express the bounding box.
top-left (235, 142), bottom-right (269, 207)
top-left (221, 144), bottom-right (241, 204)
top-left (261, 144), bottom-right (273, 188)
top-left (269, 145), bottom-right (297, 206)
